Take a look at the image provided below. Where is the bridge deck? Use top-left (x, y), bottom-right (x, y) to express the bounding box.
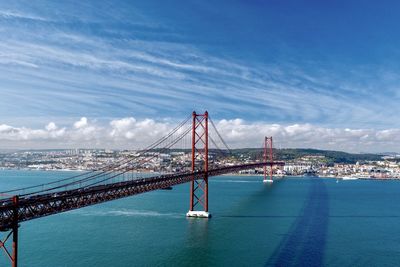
top-left (0, 161), bottom-right (284, 231)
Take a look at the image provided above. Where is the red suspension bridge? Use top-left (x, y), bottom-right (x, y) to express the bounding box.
top-left (0, 111), bottom-right (284, 267)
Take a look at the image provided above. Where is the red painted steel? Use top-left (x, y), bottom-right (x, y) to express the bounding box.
top-left (0, 112), bottom-right (286, 265)
top-left (263, 137), bottom-right (274, 180)
top-left (189, 111), bottom-right (209, 213)
top-left (0, 231), bottom-right (13, 263)
top-left (1, 196), bottom-right (18, 267)
top-left (190, 112), bottom-right (196, 211)
top-left (0, 161), bottom-right (285, 232)
top-left (11, 196), bottom-right (18, 267)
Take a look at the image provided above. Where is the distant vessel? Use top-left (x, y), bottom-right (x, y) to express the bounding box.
top-left (356, 174), bottom-right (372, 179)
top-left (263, 179), bottom-right (274, 183)
top-left (342, 176), bottom-right (359, 180)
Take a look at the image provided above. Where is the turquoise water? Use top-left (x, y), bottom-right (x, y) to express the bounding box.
top-left (1, 170), bottom-right (400, 266)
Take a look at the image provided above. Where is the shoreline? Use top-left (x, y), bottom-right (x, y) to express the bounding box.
top-left (1, 168), bottom-right (399, 181)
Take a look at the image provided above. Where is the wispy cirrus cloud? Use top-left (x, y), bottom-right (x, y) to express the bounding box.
top-left (1, 1), bottom-right (400, 152)
top-left (0, 33), bottom-right (395, 129)
top-left (0, 10), bottom-right (49, 21)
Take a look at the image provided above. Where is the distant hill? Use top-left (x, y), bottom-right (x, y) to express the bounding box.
top-left (277, 148), bottom-right (382, 164)
top-left (228, 148), bottom-right (383, 164)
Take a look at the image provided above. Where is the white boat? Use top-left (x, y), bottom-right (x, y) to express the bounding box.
top-left (263, 179), bottom-right (274, 183)
top-left (342, 176), bottom-right (359, 180)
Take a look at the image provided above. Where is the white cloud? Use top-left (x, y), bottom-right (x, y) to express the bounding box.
top-left (74, 117), bottom-right (88, 129)
top-left (110, 117), bottom-right (170, 142)
top-left (0, 123), bottom-right (65, 141)
top-left (45, 122), bottom-right (57, 131)
top-left (0, 116), bottom-right (399, 153)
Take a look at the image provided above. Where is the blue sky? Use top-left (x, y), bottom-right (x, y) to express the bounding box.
top-left (1, 1), bottom-right (400, 151)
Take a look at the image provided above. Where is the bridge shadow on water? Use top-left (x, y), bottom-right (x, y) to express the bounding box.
top-left (265, 178), bottom-right (329, 267)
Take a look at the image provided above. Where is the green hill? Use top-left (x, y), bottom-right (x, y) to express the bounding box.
top-left (227, 148), bottom-right (382, 164)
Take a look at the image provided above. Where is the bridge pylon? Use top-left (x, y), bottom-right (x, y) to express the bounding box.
top-left (263, 136), bottom-right (274, 183)
top-left (0, 195), bottom-right (19, 267)
top-left (186, 111), bottom-right (211, 218)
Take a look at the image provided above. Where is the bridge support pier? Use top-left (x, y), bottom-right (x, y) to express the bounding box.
top-left (0, 196), bottom-right (19, 267)
top-left (187, 111), bottom-right (211, 218)
top-left (186, 210), bottom-right (211, 218)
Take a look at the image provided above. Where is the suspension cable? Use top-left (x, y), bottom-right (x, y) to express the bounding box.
top-left (20, 124), bottom-right (193, 196)
top-left (0, 115), bottom-right (192, 196)
top-left (209, 117), bottom-right (232, 154)
top-left (64, 125), bottom-right (193, 190)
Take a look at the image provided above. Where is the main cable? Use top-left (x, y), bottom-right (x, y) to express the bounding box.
top-left (0, 115), bottom-right (192, 196)
top-left (19, 124), bottom-right (193, 197)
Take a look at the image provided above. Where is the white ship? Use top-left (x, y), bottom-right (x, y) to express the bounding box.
top-left (341, 176), bottom-right (359, 180)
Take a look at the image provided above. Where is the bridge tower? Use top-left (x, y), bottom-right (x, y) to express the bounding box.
top-left (0, 195), bottom-right (19, 267)
top-left (263, 136), bottom-right (274, 183)
top-left (186, 111), bottom-right (211, 218)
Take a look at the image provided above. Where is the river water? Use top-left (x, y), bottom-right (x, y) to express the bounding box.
top-left (1, 170), bottom-right (400, 266)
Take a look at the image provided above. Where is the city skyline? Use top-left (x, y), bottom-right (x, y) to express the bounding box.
top-left (1, 1), bottom-right (400, 152)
